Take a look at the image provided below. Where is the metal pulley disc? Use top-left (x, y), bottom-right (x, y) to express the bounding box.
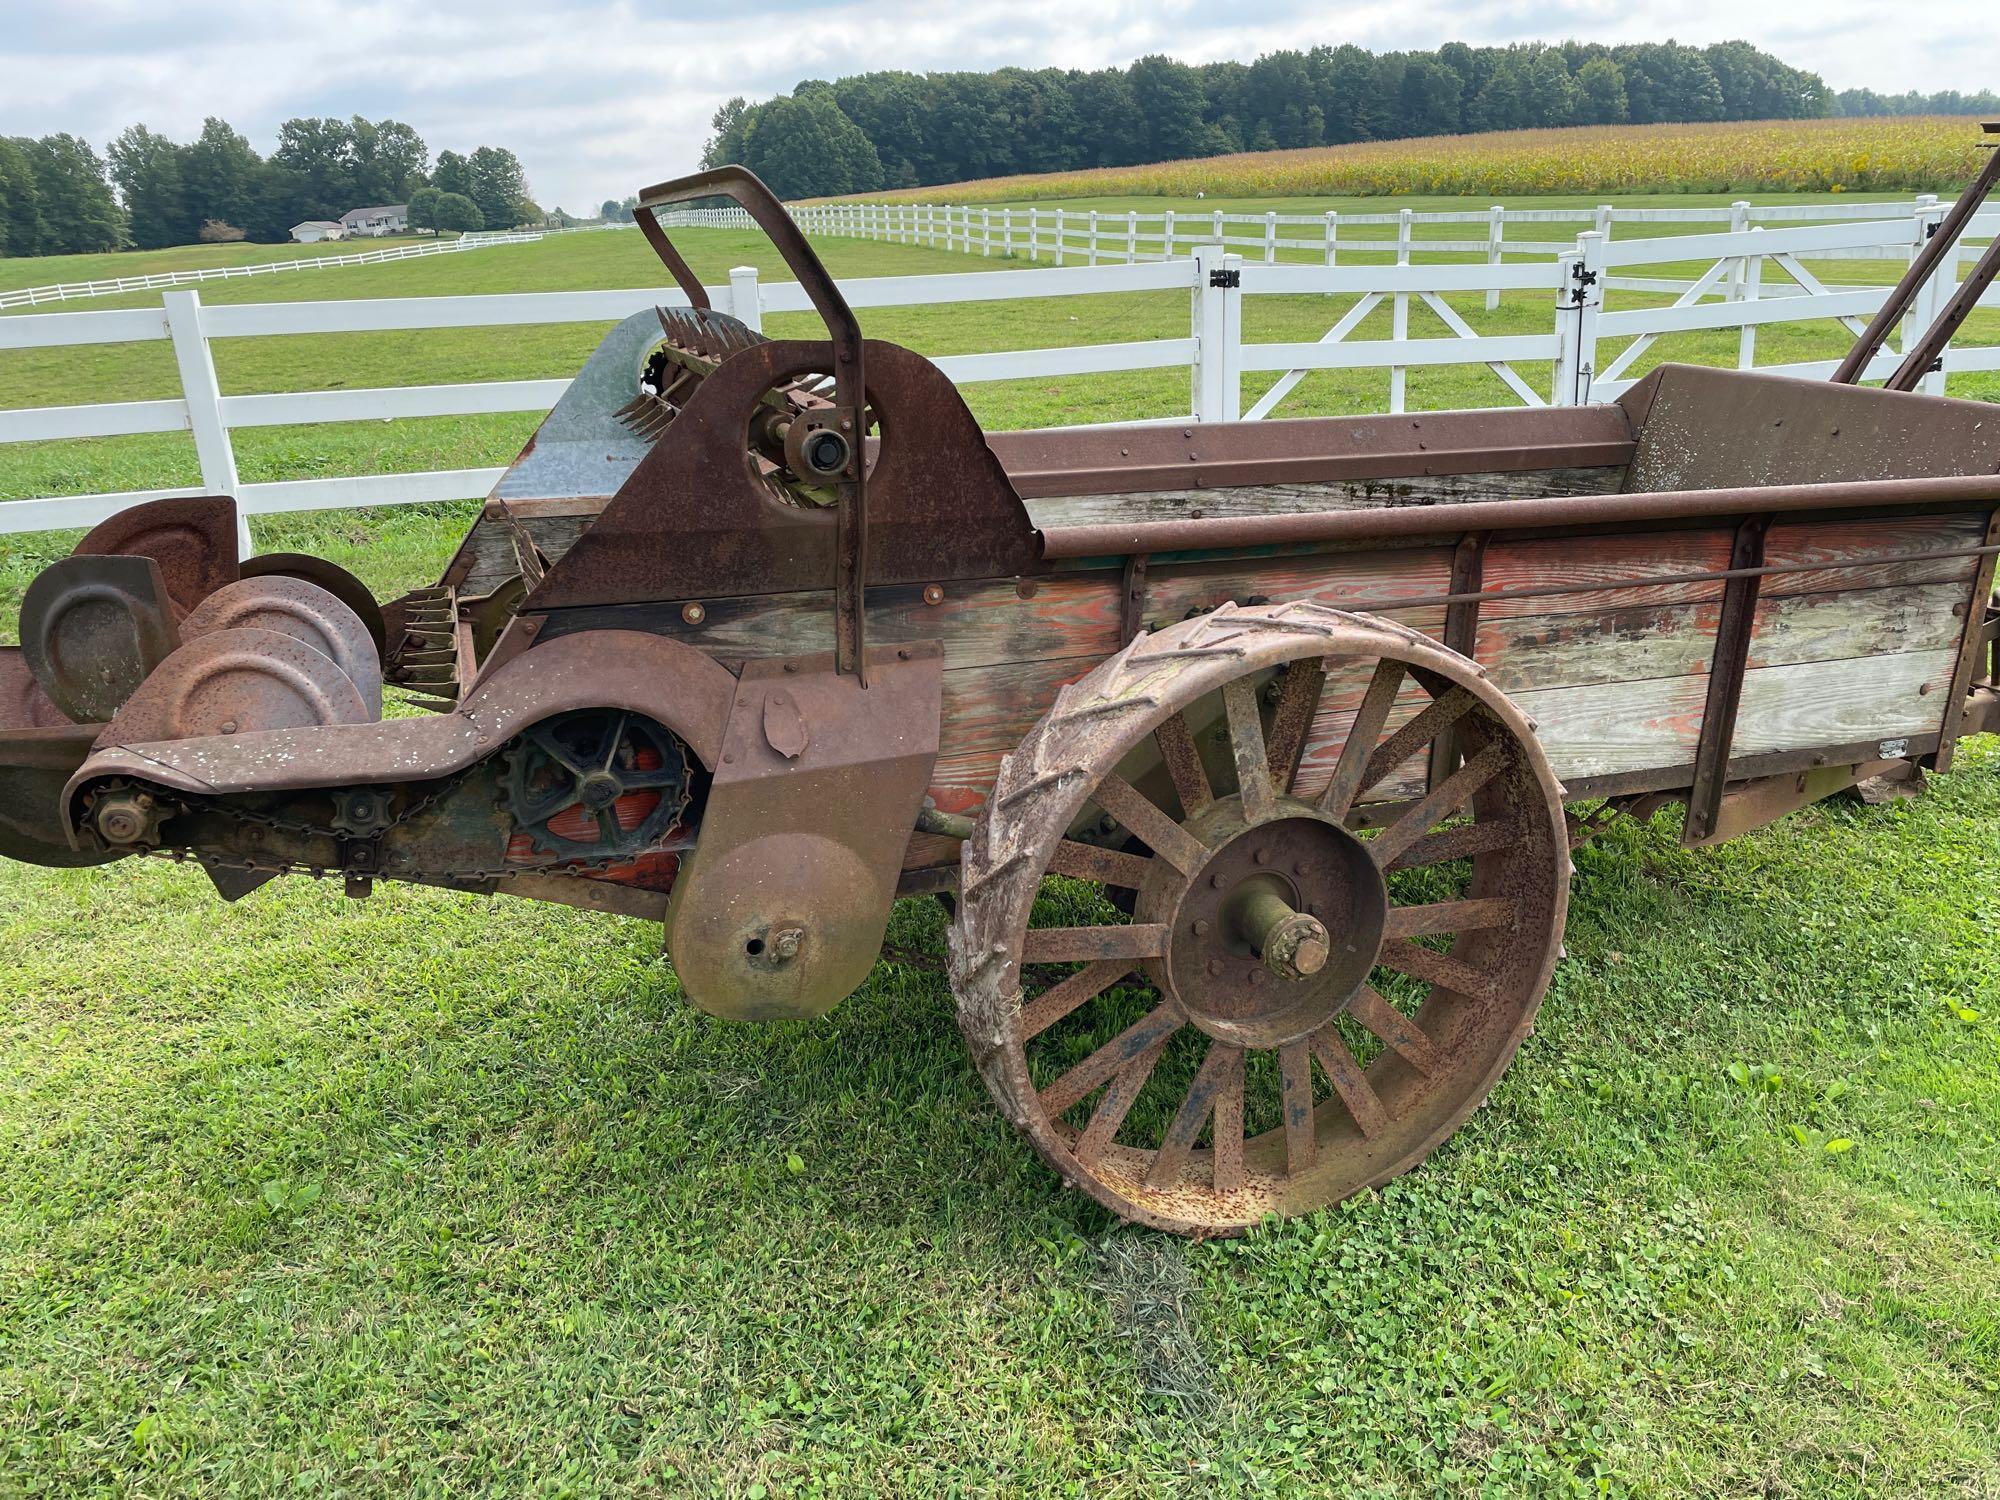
top-left (240, 553), bottom-right (388, 655)
top-left (180, 576), bottom-right (382, 719)
top-left (19, 554), bottom-right (182, 725)
top-left (99, 626), bottom-right (371, 746)
top-left (73, 495), bottom-right (240, 616)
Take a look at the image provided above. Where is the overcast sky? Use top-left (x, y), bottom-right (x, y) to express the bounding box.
top-left (5, 1), bottom-right (1994, 211)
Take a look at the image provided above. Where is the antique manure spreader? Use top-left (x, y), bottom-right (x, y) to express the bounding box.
top-left (4, 168), bottom-right (1998, 1236)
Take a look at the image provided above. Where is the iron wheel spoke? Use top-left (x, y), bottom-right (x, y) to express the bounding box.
top-left (1210, 1045), bottom-right (1246, 1194)
top-left (1265, 658), bottom-right (1326, 795)
top-left (1019, 960), bottom-right (1132, 1041)
top-left (1091, 773), bottom-right (1207, 875)
top-left (1145, 1040), bottom-right (1241, 1189)
top-left (1382, 820), bottom-right (1519, 871)
top-left (1381, 895), bottom-right (1516, 941)
top-left (594, 807), bottom-right (621, 844)
top-left (1223, 677), bottom-right (1276, 823)
top-left (1307, 1025), bottom-right (1391, 1137)
top-left (1047, 840), bottom-right (1154, 889)
top-left (1376, 938), bottom-right (1498, 1004)
top-left (1154, 712), bottom-right (1213, 819)
top-left (519, 784), bottom-right (583, 824)
top-left (1346, 985), bottom-right (1443, 1077)
top-left (1318, 657), bottom-right (1404, 820)
top-left (1021, 923), bottom-right (1169, 965)
top-left (1360, 686), bottom-right (1479, 795)
top-left (1039, 1004), bottom-right (1183, 1118)
top-left (1278, 1040), bottom-right (1317, 1176)
top-left (1074, 1034), bottom-right (1171, 1167)
top-left (1369, 740), bottom-right (1507, 867)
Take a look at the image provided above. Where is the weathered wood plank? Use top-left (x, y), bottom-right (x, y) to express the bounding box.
top-left (1760, 513), bottom-right (1984, 599)
top-left (1731, 649), bottom-right (1957, 756)
top-left (1478, 529), bottom-right (1735, 620)
top-left (1023, 466), bottom-right (1625, 531)
top-left (1474, 582), bottom-right (1967, 697)
top-left (542, 574), bottom-right (1122, 673)
top-left (1144, 548), bottom-right (1455, 628)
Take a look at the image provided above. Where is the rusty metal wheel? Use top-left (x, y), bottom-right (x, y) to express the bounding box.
top-left (949, 602), bottom-right (1569, 1237)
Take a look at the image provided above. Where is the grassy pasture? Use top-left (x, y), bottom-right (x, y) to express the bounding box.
top-left (0, 207), bottom-right (1997, 1496)
top-left (0, 235), bottom-right (439, 296)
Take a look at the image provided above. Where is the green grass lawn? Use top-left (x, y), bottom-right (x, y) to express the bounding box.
top-left (1, 203), bottom-right (1998, 1496)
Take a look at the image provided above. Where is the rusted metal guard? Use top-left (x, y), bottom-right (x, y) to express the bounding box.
top-left (1684, 514), bottom-right (1773, 845)
top-left (634, 167), bottom-right (871, 682)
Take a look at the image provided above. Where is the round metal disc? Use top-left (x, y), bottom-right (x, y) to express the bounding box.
top-left (240, 553), bottom-right (388, 655)
top-left (103, 626), bottom-right (370, 744)
top-left (180, 576), bottom-right (381, 719)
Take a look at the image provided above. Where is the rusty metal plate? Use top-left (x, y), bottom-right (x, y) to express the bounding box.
top-left (181, 576), bottom-right (382, 719)
top-left (74, 496), bottom-right (239, 615)
top-left (20, 554), bottom-right (182, 725)
top-left (0, 649), bottom-right (71, 731)
top-left (0, 724), bottom-right (121, 867)
top-left (664, 641), bottom-right (943, 1021)
top-left (99, 626), bottom-right (370, 746)
top-left (241, 552), bottom-right (388, 654)
top-left (526, 340), bottom-right (1042, 611)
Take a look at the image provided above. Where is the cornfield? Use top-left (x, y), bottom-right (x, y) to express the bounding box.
top-left (838, 117), bottom-right (1985, 203)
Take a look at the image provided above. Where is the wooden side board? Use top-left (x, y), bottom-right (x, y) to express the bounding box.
top-left (518, 496), bottom-right (1988, 870)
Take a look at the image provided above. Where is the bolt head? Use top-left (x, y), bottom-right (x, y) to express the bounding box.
top-left (682, 601), bottom-right (707, 625)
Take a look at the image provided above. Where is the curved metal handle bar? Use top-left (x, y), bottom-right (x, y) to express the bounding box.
top-left (632, 165), bottom-right (869, 681)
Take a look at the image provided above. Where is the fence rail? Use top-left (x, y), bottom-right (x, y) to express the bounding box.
top-left (4, 206), bottom-right (1997, 552)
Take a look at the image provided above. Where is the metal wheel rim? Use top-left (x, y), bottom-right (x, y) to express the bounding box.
top-left (949, 602), bottom-right (1569, 1237)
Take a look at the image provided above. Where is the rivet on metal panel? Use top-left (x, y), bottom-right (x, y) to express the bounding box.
top-left (922, 585), bottom-right (945, 606)
top-left (682, 602), bottom-right (707, 624)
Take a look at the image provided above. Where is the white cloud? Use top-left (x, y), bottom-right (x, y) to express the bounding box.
top-left (3, 0), bottom-right (1995, 210)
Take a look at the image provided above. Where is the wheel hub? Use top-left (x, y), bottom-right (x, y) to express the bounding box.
top-left (1139, 795), bottom-right (1388, 1049)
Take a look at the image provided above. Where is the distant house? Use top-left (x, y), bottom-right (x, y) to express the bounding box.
top-left (290, 220), bottom-right (345, 244)
top-left (340, 204), bottom-right (409, 237)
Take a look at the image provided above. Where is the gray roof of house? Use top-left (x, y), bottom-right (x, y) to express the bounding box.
top-left (340, 204), bottom-right (409, 224)
top-left (292, 220), bottom-right (342, 230)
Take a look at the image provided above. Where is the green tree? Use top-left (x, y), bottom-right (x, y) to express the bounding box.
top-left (0, 136), bottom-right (45, 257)
top-left (107, 124), bottom-right (191, 249)
top-left (701, 98), bottom-right (753, 170)
top-left (465, 145), bottom-right (530, 230)
top-left (432, 150), bottom-right (471, 199)
top-left (1525, 47), bottom-right (1578, 128)
top-left (740, 88), bottom-right (881, 198)
top-left (181, 118), bottom-right (261, 234)
top-left (27, 133), bottom-right (122, 253)
top-left (408, 184), bottom-right (443, 232)
top-left (1128, 56), bottom-right (1212, 162)
top-left (432, 191), bottom-right (483, 234)
top-left (272, 116), bottom-right (357, 219)
top-left (1575, 59), bottom-right (1630, 124)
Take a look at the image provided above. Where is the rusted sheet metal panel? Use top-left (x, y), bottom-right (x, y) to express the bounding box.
top-left (1623, 365), bottom-right (2000, 494)
top-left (986, 403), bottom-right (1635, 499)
top-left (73, 495), bottom-right (239, 616)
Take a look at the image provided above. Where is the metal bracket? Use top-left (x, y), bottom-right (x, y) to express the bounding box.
top-left (1208, 268), bottom-right (1241, 289)
top-left (1429, 531), bottom-right (1488, 792)
top-left (1119, 554), bottom-right (1150, 644)
top-left (1683, 513), bottom-right (1772, 844)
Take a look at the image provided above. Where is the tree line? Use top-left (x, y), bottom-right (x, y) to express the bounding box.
top-left (701, 40), bottom-right (1854, 198)
top-left (0, 116), bottom-right (543, 259)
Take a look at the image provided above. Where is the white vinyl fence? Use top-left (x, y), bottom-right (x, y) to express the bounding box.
top-left (4, 208), bottom-right (1997, 551)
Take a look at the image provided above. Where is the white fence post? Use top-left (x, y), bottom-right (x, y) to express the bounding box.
top-left (1054, 209), bottom-right (1066, 266)
top-left (728, 265), bottom-right (762, 332)
top-left (1265, 210), bottom-right (1278, 264)
top-left (163, 288), bottom-right (250, 558)
top-left (1163, 210), bottom-right (1176, 260)
top-left (1911, 200), bottom-right (1959, 396)
top-left (1552, 232), bottom-right (1606, 406)
top-left (1324, 211), bottom-right (1338, 268)
top-left (1727, 201), bottom-right (1751, 301)
top-left (1737, 228), bottom-right (1762, 368)
top-left (1486, 206), bottom-right (1505, 312)
top-left (1391, 210), bottom-right (1413, 413)
top-left (1191, 244), bottom-right (1242, 423)
top-left (1088, 210), bottom-right (1099, 267)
